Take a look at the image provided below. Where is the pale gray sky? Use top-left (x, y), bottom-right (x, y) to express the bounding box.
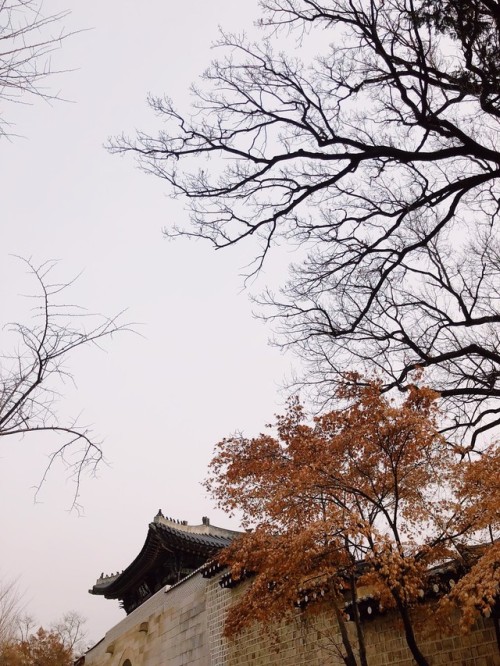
top-left (0, 1), bottom-right (294, 643)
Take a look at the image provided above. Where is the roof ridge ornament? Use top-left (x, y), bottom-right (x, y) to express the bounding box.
top-left (154, 510), bottom-right (189, 526)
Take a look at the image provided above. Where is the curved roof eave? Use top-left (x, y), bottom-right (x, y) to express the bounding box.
top-left (90, 521), bottom-right (234, 599)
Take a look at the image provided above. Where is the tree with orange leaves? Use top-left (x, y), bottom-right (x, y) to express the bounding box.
top-left (442, 444), bottom-right (500, 645)
top-left (0, 627), bottom-right (73, 666)
top-left (207, 383), bottom-right (490, 666)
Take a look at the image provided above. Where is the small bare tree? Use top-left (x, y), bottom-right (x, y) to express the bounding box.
top-left (0, 258), bottom-right (128, 507)
top-left (0, 0), bottom-right (72, 136)
top-left (16, 614), bottom-right (35, 643)
top-left (51, 611), bottom-right (87, 658)
top-left (0, 579), bottom-right (23, 646)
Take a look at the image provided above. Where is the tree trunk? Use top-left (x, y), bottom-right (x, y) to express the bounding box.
top-left (332, 601), bottom-right (359, 666)
top-left (393, 595), bottom-right (430, 666)
top-left (349, 573), bottom-right (369, 666)
top-left (492, 610), bottom-right (500, 653)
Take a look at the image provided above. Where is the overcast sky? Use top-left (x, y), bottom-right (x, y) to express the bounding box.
top-left (0, 1), bottom-right (295, 643)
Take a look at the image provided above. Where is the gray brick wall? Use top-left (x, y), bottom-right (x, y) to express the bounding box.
top-left (84, 572), bottom-right (500, 666)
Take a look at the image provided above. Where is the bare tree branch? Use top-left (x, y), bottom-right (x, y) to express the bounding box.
top-left (0, 0), bottom-right (75, 136)
top-left (113, 0), bottom-right (500, 447)
top-left (0, 258), bottom-right (131, 509)
top-left (51, 610), bottom-right (87, 658)
top-left (0, 578), bottom-right (23, 646)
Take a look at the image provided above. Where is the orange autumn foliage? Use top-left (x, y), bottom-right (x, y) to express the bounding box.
top-left (458, 444), bottom-right (500, 531)
top-left (0, 627), bottom-right (73, 666)
top-left (442, 445), bottom-right (500, 631)
top-left (207, 383), bottom-right (499, 665)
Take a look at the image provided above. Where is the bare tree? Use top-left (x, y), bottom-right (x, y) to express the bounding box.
top-left (0, 258), bottom-right (128, 507)
top-left (0, 579), bottom-right (23, 646)
top-left (113, 0), bottom-right (500, 449)
top-left (51, 611), bottom-right (87, 658)
top-left (0, 0), bottom-right (72, 135)
top-left (16, 614), bottom-right (35, 643)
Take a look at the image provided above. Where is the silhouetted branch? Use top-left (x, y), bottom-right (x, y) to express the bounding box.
top-left (113, 0), bottom-right (500, 447)
top-left (0, 258), bottom-right (131, 509)
top-left (0, 0), bottom-right (74, 136)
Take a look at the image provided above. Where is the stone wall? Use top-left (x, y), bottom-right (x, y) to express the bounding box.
top-left (85, 571), bottom-right (499, 666)
top-left (206, 576), bottom-right (499, 666)
top-left (85, 572), bottom-right (209, 666)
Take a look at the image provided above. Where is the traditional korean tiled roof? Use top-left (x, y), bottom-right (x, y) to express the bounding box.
top-left (152, 520), bottom-right (234, 551)
top-left (90, 511), bottom-right (239, 612)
